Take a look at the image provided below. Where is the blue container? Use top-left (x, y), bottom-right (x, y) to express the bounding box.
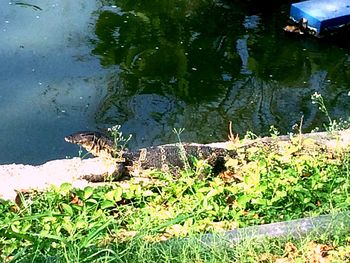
top-left (290, 0), bottom-right (350, 35)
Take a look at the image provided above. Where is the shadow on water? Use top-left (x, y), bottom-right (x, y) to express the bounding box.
top-left (92, 0), bottom-right (350, 148)
top-left (0, 0), bottom-right (349, 164)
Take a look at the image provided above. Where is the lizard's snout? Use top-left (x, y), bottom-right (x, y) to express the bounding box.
top-left (64, 135), bottom-right (73, 143)
top-left (64, 132), bottom-right (86, 144)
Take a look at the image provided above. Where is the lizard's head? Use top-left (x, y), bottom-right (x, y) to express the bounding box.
top-left (64, 131), bottom-right (104, 145)
top-left (65, 131), bottom-right (115, 158)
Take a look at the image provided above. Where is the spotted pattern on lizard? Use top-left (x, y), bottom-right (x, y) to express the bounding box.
top-left (65, 131), bottom-right (237, 180)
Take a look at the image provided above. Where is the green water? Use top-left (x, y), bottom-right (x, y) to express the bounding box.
top-left (0, 0), bottom-right (349, 164)
top-left (93, 0), bottom-right (350, 145)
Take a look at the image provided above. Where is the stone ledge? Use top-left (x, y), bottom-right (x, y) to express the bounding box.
top-left (1, 129), bottom-right (349, 201)
top-left (0, 157), bottom-right (112, 200)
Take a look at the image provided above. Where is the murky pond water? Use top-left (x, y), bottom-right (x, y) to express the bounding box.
top-left (1, 0), bottom-right (349, 164)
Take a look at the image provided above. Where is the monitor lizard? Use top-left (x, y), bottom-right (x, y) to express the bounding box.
top-left (65, 131), bottom-right (236, 181)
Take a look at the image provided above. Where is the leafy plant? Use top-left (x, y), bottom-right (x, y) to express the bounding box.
top-left (108, 124), bottom-right (132, 152)
top-left (2, 99), bottom-right (350, 261)
top-left (311, 92), bottom-right (350, 131)
top-left (172, 128), bottom-right (191, 170)
top-left (107, 124), bottom-right (133, 161)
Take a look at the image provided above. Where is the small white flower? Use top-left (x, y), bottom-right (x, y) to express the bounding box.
top-left (311, 92), bottom-right (321, 98)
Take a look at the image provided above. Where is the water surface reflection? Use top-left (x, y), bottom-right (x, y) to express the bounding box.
top-left (0, 0), bottom-right (349, 164)
top-left (93, 0), bottom-right (350, 147)
top-left (0, 1), bottom-right (106, 164)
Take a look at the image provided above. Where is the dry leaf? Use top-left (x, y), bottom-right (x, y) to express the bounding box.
top-left (70, 193), bottom-right (83, 206)
top-left (306, 241), bottom-right (333, 263)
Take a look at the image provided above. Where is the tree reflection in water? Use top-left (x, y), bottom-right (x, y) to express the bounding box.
top-left (92, 0), bottom-right (350, 148)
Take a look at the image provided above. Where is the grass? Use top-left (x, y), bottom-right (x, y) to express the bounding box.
top-left (1, 93), bottom-right (349, 262)
top-left (1, 132), bottom-right (350, 262)
top-left (1, 220), bottom-right (350, 262)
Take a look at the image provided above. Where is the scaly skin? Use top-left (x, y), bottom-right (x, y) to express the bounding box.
top-left (65, 131), bottom-right (118, 160)
top-left (65, 131), bottom-right (237, 178)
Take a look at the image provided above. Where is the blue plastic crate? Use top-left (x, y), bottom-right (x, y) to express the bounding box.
top-left (290, 0), bottom-right (350, 35)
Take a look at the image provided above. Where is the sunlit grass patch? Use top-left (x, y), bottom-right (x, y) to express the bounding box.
top-left (1, 135), bottom-right (350, 261)
top-left (2, 105), bottom-right (350, 261)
